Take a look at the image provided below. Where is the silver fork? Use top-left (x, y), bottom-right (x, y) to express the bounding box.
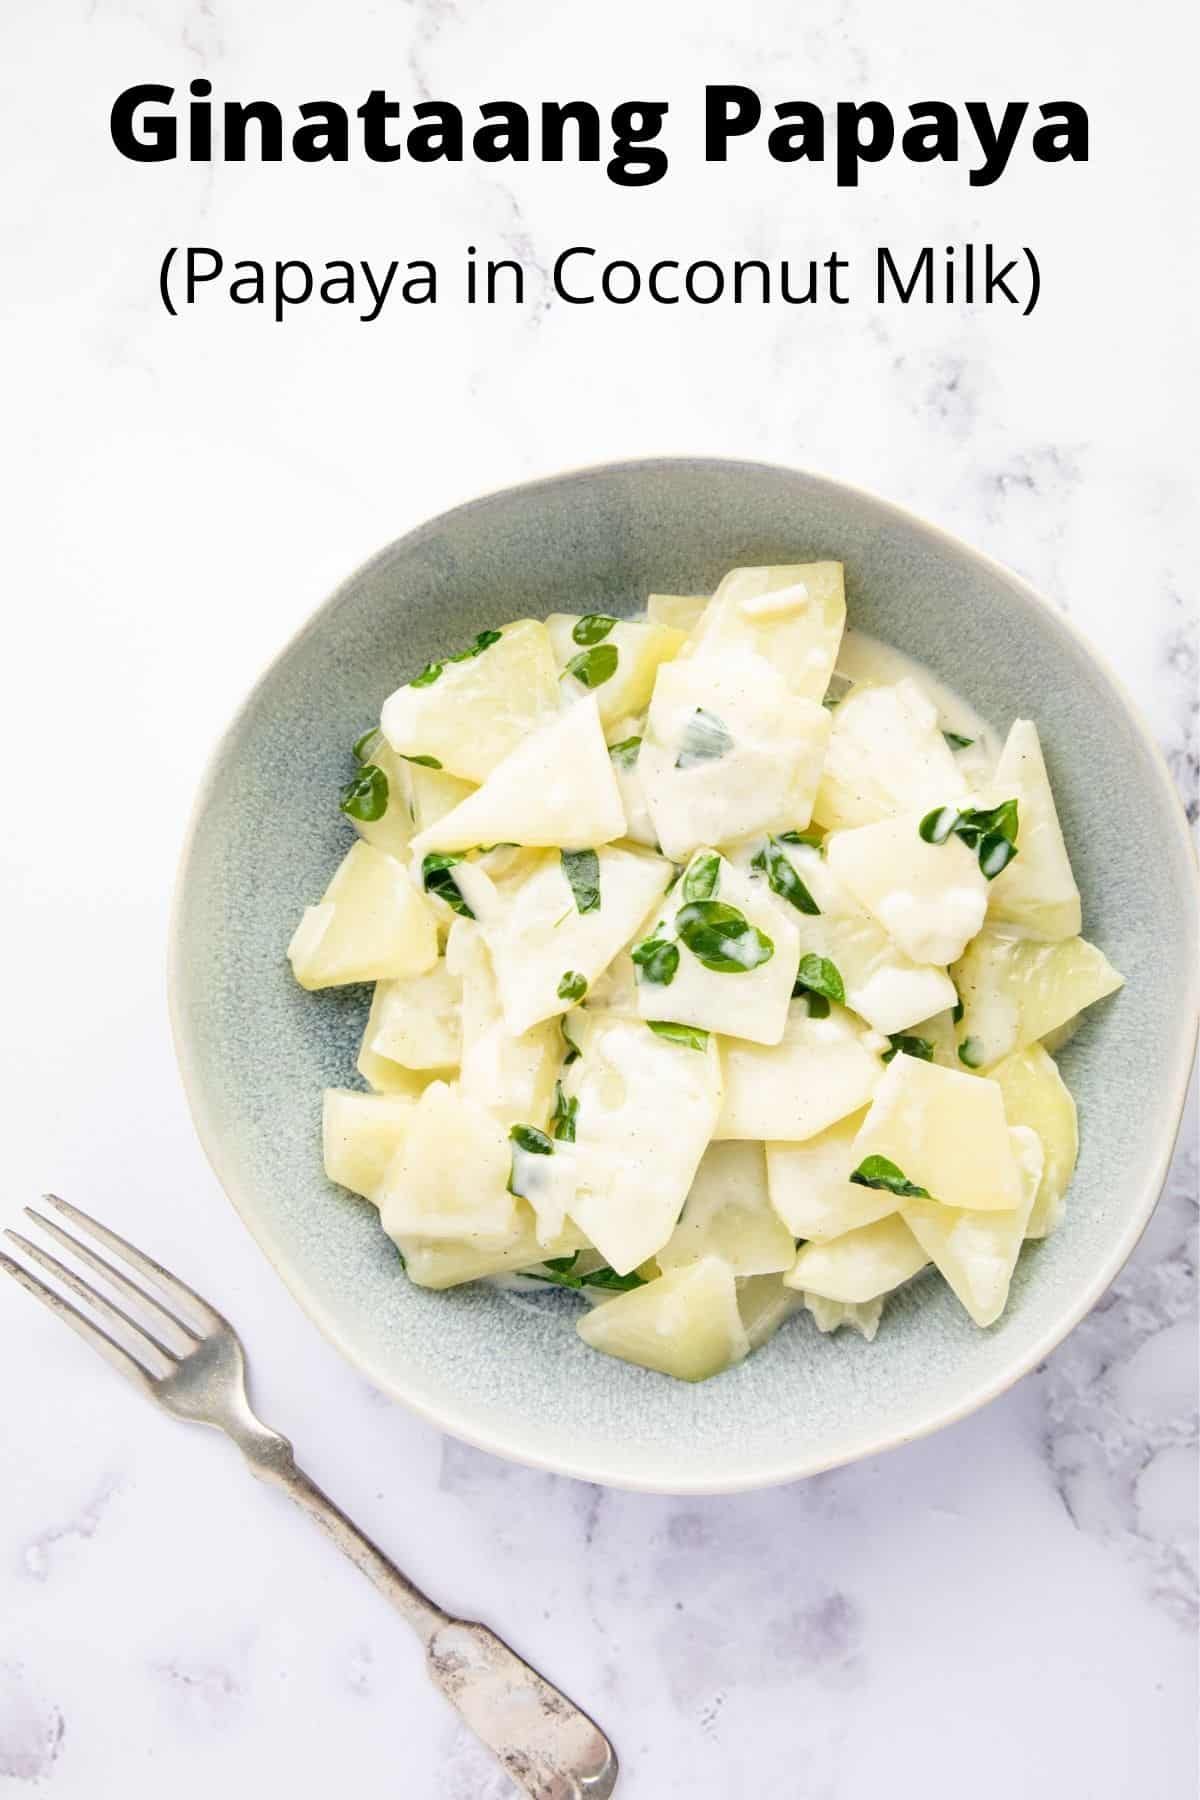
top-left (1, 1196), bottom-right (619, 1800)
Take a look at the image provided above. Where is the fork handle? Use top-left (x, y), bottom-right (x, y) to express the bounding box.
top-left (236, 1429), bottom-right (619, 1798)
top-left (236, 1426), bottom-right (450, 1644)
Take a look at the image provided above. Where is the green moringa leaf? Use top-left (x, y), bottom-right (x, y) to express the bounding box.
top-left (631, 935), bottom-right (680, 987)
top-left (849, 1155), bottom-right (930, 1198)
top-left (647, 1021), bottom-right (710, 1051)
top-left (794, 990), bottom-right (830, 1018)
top-left (352, 726), bottom-right (382, 762)
top-left (581, 1267), bottom-right (648, 1292)
top-left (564, 644), bottom-right (619, 689)
top-left (410, 629), bottom-right (502, 690)
top-left (608, 735), bottom-right (642, 769)
top-left (752, 837), bottom-right (820, 915)
top-left (507, 1122), bottom-right (555, 1199)
top-left (557, 971), bottom-right (588, 1003)
top-left (526, 1257), bottom-right (646, 1293)
top-left (920, 799), bottom-right (1019, 880)
top-left (978, 830), bottom-right (1019, 879)
top-left (510, 1123), bottom-right (553, 1156)
top-left (882, 1034), bottom-right (935, 1065)
top-left (449, 629), bottom-right (502, 663)
top-left (943, 730), bottom-right (975, 751)
top-left (531, 1252), bottom-right (584, 1288)
top-left (681, 850), bottom-right (721, 903)
top-left (572, 614), bottom-right (617, 646)
top-left (675, 708), bottom-right (733, 771)
top-left (977, 798), bottom-right (1019, 840)
top-left (550, 1081), bottom-right (579, 1143)
top-left (339, 765), bottom-right (389, 822)
top-left (421, 851), bottom-right (475, 918)
top-left (919, 804), bottom-right (965, 845)
top-left (676, 901), bottom-right (774, 974)
top-left (560, 849), bottom-right (601, 914)
top-left (793, 953), bottom-right (845, 1005)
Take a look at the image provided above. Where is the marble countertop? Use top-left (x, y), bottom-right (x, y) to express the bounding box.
top-left (1, 0), bottom-right (1195, 1794)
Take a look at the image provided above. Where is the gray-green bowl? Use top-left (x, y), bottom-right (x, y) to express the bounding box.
top-left (169, 459), bottom-right (1199, 1493)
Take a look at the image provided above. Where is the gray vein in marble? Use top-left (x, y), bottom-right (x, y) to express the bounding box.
top-left (648, 1499), bottom-right (868, 1714)
top-left (974, 444), bottom-right (1085, 602)
top-left (20, 1471), bottom-right (121, 1583)
top-left (0, 1662), bottom-right (65, 1784)
top-left (403, 0), bottom-right (462, 104)
top-left (1160, 588), bottom-right (1198, 824)
top-left (921, 354), bottom-right (978, 438)
top-left (486, 184), bottom-right (553, 324)
top-left (180, 0), bottom-right (224, 68)
top-left (887, 343), bottom-right (983, 444)
top-left (1036, 1120), bottom-right (1198, 1629)
top-left (572, 1480), bottom-right (605, 1564)
top-left (151, 1657), bottom-right (243, 1728)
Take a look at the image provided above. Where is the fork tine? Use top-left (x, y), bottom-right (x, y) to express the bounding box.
top-left (4, 1232), bottom-right (178, 1370)
top-left (0, 1249), bottom-right (159, 1397)
top-left (24, 1207), bottom-right (200, 1350)
top-left (41, 1195), bottom-right (223, 1332)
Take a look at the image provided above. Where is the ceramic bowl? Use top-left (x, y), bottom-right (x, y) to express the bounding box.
top-left (169, 459), bottom-right (1198, 1493)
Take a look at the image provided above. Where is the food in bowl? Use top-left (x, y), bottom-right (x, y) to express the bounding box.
top-left (288, 563), bottom-right (1124, 1382)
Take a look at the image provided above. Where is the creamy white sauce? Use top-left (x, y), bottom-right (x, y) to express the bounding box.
top-left (835, 628), bottom-right (999, 786)
top-left (876, 885), bottom-right (989, 968)
top-left (509, 1137), bottom-right (578, 1244)
top-left (739, 581), bottom-right (809, 620)
top-left (639, 647), bottom-right (828, 861)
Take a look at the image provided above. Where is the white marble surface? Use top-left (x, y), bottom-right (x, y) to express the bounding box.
top-left (1, 0), bottom-right (1196, 1794)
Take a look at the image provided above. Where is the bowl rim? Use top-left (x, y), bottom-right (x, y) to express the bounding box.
top-left (167, 454), bottom-right (1200, 1494)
